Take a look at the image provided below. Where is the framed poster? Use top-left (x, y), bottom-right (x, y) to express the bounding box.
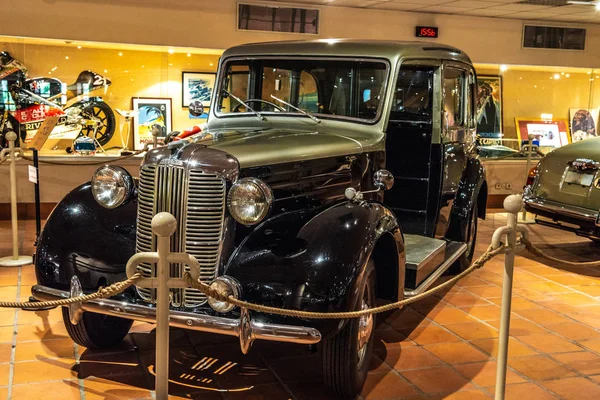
top-left (476, 76), bottom-right (503, 139)
top-left (132, 97), bottom-right (172, 150)
top-left (569, 108), bottom-right (599, 142)
top-left (515, 117), bottom-right (571, 148)
top-left (182, 72), bottom-right (216, 108)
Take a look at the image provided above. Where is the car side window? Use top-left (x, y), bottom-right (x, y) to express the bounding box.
top-left (389, 66), bottom-right (434, 123)
top-left (443, 67), bottom-right (465, 128)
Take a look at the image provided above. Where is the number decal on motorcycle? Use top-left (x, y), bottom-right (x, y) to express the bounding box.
top-left (93, 74), bottom-right (105, 87)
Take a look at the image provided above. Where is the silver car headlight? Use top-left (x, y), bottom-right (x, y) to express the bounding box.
top-left (91, 165), bottom-right (134, 209)
top-left (227, 178), bottom-right (273, 225)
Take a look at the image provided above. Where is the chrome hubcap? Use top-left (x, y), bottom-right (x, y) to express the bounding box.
top-left (357, 291), bottom-right (373, 367)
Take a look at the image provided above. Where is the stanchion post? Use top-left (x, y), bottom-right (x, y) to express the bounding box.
top-left (151, 213), bottom-right (177, 400)
top-left (31, 148), bottom-right (41, 242)
top-left (495, 194), bottom-right (524, 400)
top-left (0, 132), bottom-right (32, 267)
top-left (521, 134), bottom-right (534, 221)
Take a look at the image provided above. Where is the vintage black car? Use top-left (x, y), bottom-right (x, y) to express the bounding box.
top-left (32, 40), bottom-right (487, 398)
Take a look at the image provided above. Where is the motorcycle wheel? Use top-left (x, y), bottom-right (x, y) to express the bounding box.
top-left (80, 101), bottom-right (116, 146)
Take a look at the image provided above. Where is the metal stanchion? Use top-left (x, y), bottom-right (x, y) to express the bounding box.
top-left (125, 212), bottom-right (201, 400)
top-left (0, 131), bottom-right (32, 267)
top-left (520, 134), bottom-right (536, 223)
top-left (494, 194), bottom-right (525, 400)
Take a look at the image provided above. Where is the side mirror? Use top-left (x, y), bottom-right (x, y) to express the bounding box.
top-left (374, 169), bottom-right (394, 190)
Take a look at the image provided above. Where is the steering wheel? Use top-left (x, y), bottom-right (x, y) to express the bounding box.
top-left (233, 99), bottom-right (285, 113)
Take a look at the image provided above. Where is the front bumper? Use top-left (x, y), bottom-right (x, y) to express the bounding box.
top-left (31, 284), bottom-right (321, 353)
top-left (524, 196), bottom-right (600, 238)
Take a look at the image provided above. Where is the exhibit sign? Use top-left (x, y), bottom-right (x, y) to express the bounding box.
top-left (131, 97), bottom-right (172, 150)
top-left (569, 108), bottom-right (599, 142)
top-left (182, 72), bottom-right (216, 109)
top-left (515, 117), bottom-right (571, 148)
top-left (476, 76), bottom-right (503, 139)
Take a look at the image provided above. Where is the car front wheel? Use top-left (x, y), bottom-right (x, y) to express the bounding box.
top-left (321, 259), bottom-right (376, 399)
top-left (62, 307), bottom-right (132, 349)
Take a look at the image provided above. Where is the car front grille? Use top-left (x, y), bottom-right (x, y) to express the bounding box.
top-left (135, 163), bottom-right (225, 308)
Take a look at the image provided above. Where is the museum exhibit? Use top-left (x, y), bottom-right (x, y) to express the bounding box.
top-left (2, 1), bottom-right (600, 399)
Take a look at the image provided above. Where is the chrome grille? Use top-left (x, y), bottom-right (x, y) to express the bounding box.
top-left (135, 164), bottom-right (226, 308)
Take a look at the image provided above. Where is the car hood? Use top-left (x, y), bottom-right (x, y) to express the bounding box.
top-left (189, 127), bottom-right (366, 168)
top-left (532, 137), bottom-right (600, 210)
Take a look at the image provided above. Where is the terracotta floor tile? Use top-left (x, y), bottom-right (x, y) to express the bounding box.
top-left (545, 293), bottom-right (600, 307)
top-left (487, 318), bottom-right (549, 336)
top-left (472, 337), bottom-right (538, 358)
top-left (441, 390), bottom-right (493, 399)
top-left (508, 355), bottom-right (577, 381)
top-left (0, 326), bottom-right (14, 343)
top-left (580, 338), bottom-right (600, 353)
top-left (551, 351), bottom-right (600, 375)
top-left (14, 338), bottom-right (75, 361)
top-left (13, 359), bottom-right (78, 384)
top-left (0, 363), bottom-right (9, 386)
top-left (445, 321), bottom-right (499, 341)
top-left (541, 377), bottom-right (600, 400)
top-left (463, 286), bottom-right (504, 298)
top-left (420, 306), bottom-right (472, 325)
top-left (545, 321), bottom-right (600, 341)
top-left (374, 326), bottom-right (407, 348)
top-left (361, 371), bottom-right (419, 400)
top-left (386, 308), bottom-right (428, 330)
top-left (17, 307), bottom-right (63, 325)
top-left (423, 342), bottom-right (489, 364)
top-left (446, 292), bottom-right (493, 308)
top-left (11, 379), bottom-right (81, 400)
top-left (549, 274), bottom-right (599, 286)
top-left (571, 285), bottom-right (600, 297)
top-left (518, 333), bottom-right (584, 354)
top-left (16, 321), bottom-right (69, 342)
top-left (401, 366), bottom-right (475, 395)
top-left (515, 309), bottom-right (574, 326)
top-left (488, 297), bottom-right (542, 310)
top-left (456, 276), bottom-right (492, 287)
top-left (0, 343), bottom-right (10, 364)
top-left (399, 325), bottom-right (461, 345)
top-left (385, 346), bottom-right (443, 371)
top-left (80, 377), bottom-right (152, 400)
top-left (0, 310), bottom-right (15, 327)
top-left (0, 286), bottom-right (17, 301)
top-left (0, 274), bottom-right (18, 287)
top-left (500, 382), bottom-right (557, 399)
top-left (461, 305), bottom-right (502, 321)
top-left (454, 361), bottom-right (526, 388)
top-left (525, 281), bottom-right (574, 294)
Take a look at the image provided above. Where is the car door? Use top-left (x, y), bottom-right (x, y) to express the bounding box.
top-left (434, 62), bottom-right (468, 237)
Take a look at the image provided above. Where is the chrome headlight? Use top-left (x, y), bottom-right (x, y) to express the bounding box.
top-left (207, 276), bottom-right (241, 313)
top-left (91, 165), bottom-right (134, 209)
top-left (227, 178), bottom-right (273, 225)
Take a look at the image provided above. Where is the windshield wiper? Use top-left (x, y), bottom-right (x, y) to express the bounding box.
top-left (270, 94), bottom-right (321, 124)
top-left (222, 88), bottom-right (265, 121)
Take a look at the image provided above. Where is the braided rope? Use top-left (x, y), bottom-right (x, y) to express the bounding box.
top-left (0, 273), bottom-right (142, 309)
top-left (520, 237), bottom-right (600, 268)
top-left (184, 245), bottom-right (505, 319)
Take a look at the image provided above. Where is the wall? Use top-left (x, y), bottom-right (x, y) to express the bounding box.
top-left (3, 0), bottom-right (600, 69)
top-left (1, 39), bottom-right (221, 150)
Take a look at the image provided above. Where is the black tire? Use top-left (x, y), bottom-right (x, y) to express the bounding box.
top-left (321, 260), bottom-right (376, 399)
top-left (449, 203), bottom-right (478, 273)
top-left (61, 307), bottom-right (132, 349)
top-left (78, 101), bottom-right (116, 146)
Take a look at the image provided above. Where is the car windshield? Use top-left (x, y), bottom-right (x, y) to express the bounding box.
top-left (216, 58), bottom-right (388, 122)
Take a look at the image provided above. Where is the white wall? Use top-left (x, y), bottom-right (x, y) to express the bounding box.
top-left (3, 0), bottom-right (600, 68)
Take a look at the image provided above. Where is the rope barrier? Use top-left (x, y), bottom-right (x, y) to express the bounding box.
top-left (0, 273), bottom-right (142, 309)
top-left (519, 237), bottom-right (600, 268)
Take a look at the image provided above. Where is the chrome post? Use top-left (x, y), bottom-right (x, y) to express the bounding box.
top-left (494, 194), bottom-right (524, 400)
top-left (521, 133), bottom-right (534, 221)
top-left (0, 131), bottom-right (31, 267)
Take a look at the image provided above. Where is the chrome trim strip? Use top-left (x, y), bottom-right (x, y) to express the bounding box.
top-left (524, 197), bottom-right (598, 223)
top-left (31, 285), bottom-right (322, 346)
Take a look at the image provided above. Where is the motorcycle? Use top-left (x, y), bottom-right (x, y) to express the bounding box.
top-left (0, 51), bottom-right (116, 149)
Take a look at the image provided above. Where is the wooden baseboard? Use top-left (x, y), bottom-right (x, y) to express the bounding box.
top-left (0, 203), bottom-right (56, 220)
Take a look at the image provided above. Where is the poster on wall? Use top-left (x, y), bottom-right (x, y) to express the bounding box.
top-left (132, 97), bottom-right (172, 150)
top-left (515, 118), bottom-right (571, 148)
top-left (182, 72), bottom-right (216, 109)
top-left (569, 108), bottom-right (599, 142)
top-left (476, 76), bottom-right (503, 139)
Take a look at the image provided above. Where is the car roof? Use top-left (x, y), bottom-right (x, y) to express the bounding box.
top-left (221, 39), bottom-right (472, 65)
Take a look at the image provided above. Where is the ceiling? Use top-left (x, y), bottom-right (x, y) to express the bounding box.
top-left (280, 0), bottom-right (600, 24)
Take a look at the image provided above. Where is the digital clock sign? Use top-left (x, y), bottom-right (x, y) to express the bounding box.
top-left (416, 26), bottom-right (439, 38)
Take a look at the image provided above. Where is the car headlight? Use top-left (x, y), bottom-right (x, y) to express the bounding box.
top-left (227, 178), bottom-right (273, 225)
top-left (91, 165), bottom-right (134, 209)
top-left (207, 276), bottom-right (241, 313)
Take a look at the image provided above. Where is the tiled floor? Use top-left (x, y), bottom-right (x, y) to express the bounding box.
top-left (1, 212), bottom-right (600, 399)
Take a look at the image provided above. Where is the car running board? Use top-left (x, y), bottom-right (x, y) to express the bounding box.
top-left (404, 241), bottom-right (468, 298)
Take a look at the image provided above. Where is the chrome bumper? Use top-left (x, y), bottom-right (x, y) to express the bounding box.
top-left (524, 197), bottom-right (599, 224)
top-left (31, 284), bottom-right (321, 353)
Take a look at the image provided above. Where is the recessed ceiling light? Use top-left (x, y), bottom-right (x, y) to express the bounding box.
top-left (65, 56), bottom-right (69, 60)
top-left (118, 52), bottom-right (123, 56)
top-left (500, 65), bottom-right (508, 72)
top-left (187, 53), bottom-right (191, 57)
top-left (168, 49), bottom-right (174, 54)
top-left (77, 45), bottom-right (82, 49)
top-left (553, 73), bottom-right (560, 79)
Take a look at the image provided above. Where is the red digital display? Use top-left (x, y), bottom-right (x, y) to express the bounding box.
top-left (416, 26), bottom-right (439, 38)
